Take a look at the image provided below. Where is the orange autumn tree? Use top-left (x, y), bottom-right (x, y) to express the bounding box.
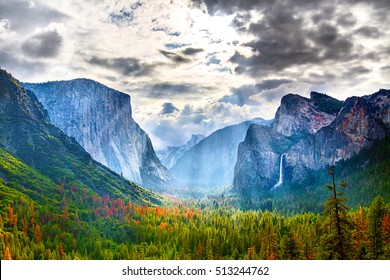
top-left (4, 247), bottom-right (12, 260)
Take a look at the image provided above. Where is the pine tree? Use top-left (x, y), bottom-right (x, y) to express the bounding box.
top-left (322, 166), bottom-right (351, 260)
top-left (34, 224), bottom-right (42, 242)
top-left (368, 195), bottom-right (386, 259)
top-left (283, 230), bottom-right (300, 259)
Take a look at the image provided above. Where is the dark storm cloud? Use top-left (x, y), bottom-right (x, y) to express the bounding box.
top-left (355, 26), bottom-right (381, 38)
top-left (0, 0), bottom-right (68, 32)
top-left (193, 0), bottom-right (390, 14)
top-left (192, 0), bottom-right (386, 78)
top-left (309, 23), bottom-right (354, 60)
top-left (142, 83), bottom-right (201, 99)
top-left (21, 30), bottom-right (63, 58)
top-left (343, 66), bottom-right (371, 78)
top-left (234, 10), bottom-right (355, 76)
top-left (220, 79), bottom-right (292, 106)
top-left (159, 50), bottom-right (190, 64)
top-left (182, 48), bottom-right (204, 56)
top-left (87, 56), bottom-right (154, 76)
top-left (160, 102), bottom-right (179, 115)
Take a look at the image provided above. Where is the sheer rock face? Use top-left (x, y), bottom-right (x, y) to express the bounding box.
top-left (307, 89), bottom-right (390, 169)
top-left (233, 125), bottom-right (292, 196)
top-left (271, 92), bottom-right (343, 137)
top-left (24, 79), bottom-right (170, 191)
top-left (233, 89), bottom-right (390, 194)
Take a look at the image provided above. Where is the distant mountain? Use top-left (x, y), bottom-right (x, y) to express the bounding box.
top-left (24, 79), bottom-right (170, 191)
top-left (157, 134), bottom-right (205, 169)
top-left (170, 118), bottom-right (271, 187)
top-left (233, 90), bottom-right (390, 197)
top-left (0, 68), bottom-right (160, 204)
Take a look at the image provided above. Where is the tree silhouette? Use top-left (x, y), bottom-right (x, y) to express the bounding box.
top-left (368, 195), bottom-right (386, 259)
top-left (322, 166), bottom-right (351, 259)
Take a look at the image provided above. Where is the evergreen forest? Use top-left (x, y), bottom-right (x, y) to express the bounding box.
top-left (1, 140), bottom-right (389, 260)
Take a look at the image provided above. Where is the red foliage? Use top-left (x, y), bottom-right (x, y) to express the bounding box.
top-left (382, 214), bottom-right (390, 244)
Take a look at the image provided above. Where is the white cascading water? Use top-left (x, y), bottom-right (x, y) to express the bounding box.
top-left (272, 153), bottom-right (286, 190)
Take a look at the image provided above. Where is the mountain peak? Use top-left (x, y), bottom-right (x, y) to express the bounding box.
top-left (310, 91), bottom-right (327, 100)
top-left (0, 68), bottom-right (48, 123)
top-left (186, 134), bottom-right (205, 147)
top-left (157, 134), bottom-right (205, 170)
top-left (310, 91), bottom-right (343, 115)
top-left (272, 92), bottom-right (343, 137)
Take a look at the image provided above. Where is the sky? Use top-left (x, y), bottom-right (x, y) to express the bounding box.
top-left (1, 0), bottom-right (389, 150)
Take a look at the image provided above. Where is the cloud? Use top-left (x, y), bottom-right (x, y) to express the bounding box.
top-left (342, 66), bottom-right (371, 78)
top-left (159, 50), bottom-right (190, 64)
top-left (142, 83), bottom-right (205, 99)
top-left (192, 0), bottom-right (386, 80)
top-left (87, 56), bottom-right (155, 76)
top-left (21, 30), bottom-right (63, 58)
top-left (145, 100), bottom-right (256, 149)
top-left (182, 47), bottom-right (204, 55)
top-left (194, 0), bottom-right (390, 14)
top-left (337, 13), bottom-right (357, 27)
top-left (108, 10), bottom-right (135, 27)
top-left (220, 79), bottom-right (292, 106)
top-left (0, 0), bottom-right (68, 33)
top-left (0, 49), bottom-right (46, 77)
top-left (230, 13), bottom-right (355, 76)
top-left (355, 26), bottom-right (381, 38)
top-left (160, 102), bottom-right (179, 115)
top-left (107, 2), bottom-right (143, 27)
top-left (0, 19), bottom-right (11, 36)
top-left (152, 27), bottom-right (180, 37)
top-left (165, 43), bottom-right (189, 50)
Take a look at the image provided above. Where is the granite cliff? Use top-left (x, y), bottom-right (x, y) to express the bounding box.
top-left (24, 80), bottom-right (170, 191)
top-left (233, 90), bottom-right (390, 195)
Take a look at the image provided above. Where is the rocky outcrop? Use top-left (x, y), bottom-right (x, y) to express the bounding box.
top-left (309, 89), bottom-right (389, 167)
top-left (24, 79), bottom-right (170, 191)
top-left (233, 89), bottom-right (390, 195)
top-left (271, 92), bottom-right (343, 137)
top-left (170, 118), bottom-right (271, 187)
top-left (157, 134), bottom-right (205, 169)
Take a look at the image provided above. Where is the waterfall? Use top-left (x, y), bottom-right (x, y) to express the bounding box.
top-left (272, 153), bottom-right (286, 190)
